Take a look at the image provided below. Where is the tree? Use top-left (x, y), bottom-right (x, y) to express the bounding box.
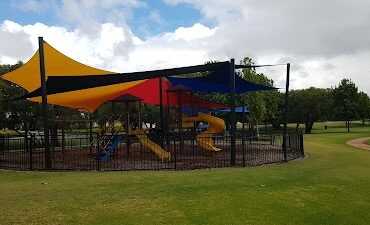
top-left (1, 62), bottom-right (83, 132)
top-left (288, 87), bottom-right (334, 133)
top-left (333, 78), bottom-right (359, 132)
top-left (239, 57), bottom-right (277, 132)
top-left (0, 61), bottom-right (25, 130)
top-left (357, 92), bottom-right (370, 125)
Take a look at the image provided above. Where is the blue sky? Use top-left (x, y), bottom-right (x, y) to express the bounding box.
top-left (0, 0), bottom-right (211, 39)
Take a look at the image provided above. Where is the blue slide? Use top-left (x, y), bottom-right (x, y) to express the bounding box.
top-left (96, 135), bottom-right (123, 162)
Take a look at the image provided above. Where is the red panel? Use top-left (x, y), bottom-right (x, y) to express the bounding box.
top-left (114, 78), bottom-right (228, 109)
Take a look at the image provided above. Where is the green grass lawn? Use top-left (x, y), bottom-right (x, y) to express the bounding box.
top-left (364, 139), bottom-right (370, 145)
top-left (1, 123), bottom-right (370, 225)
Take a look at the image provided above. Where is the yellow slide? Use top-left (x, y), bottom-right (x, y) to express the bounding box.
top-left (133, 130), bottom-right (171, 161)
top-left (183, 113), bottom-right (225, 151)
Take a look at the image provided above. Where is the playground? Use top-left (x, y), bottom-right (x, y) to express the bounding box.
top-left (0, 38), bottom-right (303, 171)
top-left (0, 123), bottom-right (369, 225)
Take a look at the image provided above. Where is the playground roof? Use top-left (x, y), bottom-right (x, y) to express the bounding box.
top-left (1, 40), bottom-right (275, 112)
top-left (110, 94), bottom-right (143, 103)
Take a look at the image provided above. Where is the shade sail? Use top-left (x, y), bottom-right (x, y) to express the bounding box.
top-left (22, 62), bottom-right (230, 99)
top-left (166, 67), bottom-right (276, 93)
top-left (0, 41), bottom-right (147, 112)
top-left (1, 41), bottom-right (115, 92)
top-left (1, 40), bottom-right (274, 112)
top-left (115, 78), bottom-right (227, 109)
top-left (29, 81), bottom-right (145, 112)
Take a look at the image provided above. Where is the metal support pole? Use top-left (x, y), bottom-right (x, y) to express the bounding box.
top-left (300, 132), bottom-right (304, 156)
top-left (229, 59), bottom-right (236, 166)
top-left (242, 104), bottom-right (245, 167)
top-left (29, 135), bottom-right (33, 170)
top-left (97, 133), bottom-right (100, 171)
top-left (38, 37), bottom-right (51, 169)
top-left (61, 117), bottom-right (65, 154)
top-left (282, 63), bottom-right (290, 161)
top-left (166, 91), bottom-right (170, 148)
top-left (23, 91), bottom-right (28, 152)
top-left (89, 112), bottom-right (93, 153)
top-left (159, 78), bottom-right (164, 148)
top-left (138, 101), bottom-right (142, 130)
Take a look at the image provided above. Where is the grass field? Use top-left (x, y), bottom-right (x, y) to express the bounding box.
top-left (1, 122), bottom-right (370, 225)
top-left (364, 139), bottom-right (370, 145)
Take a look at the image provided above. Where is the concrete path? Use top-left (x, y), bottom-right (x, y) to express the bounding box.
top-left (346, 137), bottom-right (370, 151)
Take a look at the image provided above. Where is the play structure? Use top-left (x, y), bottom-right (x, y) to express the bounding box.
top-left (0, 38), bottom-right (304, 171)
top-left (182, 113), bottom-right (225, 151)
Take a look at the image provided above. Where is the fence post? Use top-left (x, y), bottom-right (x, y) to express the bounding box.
top-left (282, 63), bottom-right (290, 162)
top-left (97, 133), bottom-right (100, 171)
top-left (300, 132), bottom-right (304, 156)
top-left (29, 135), bottom-right (33, 170)
top-left (0, 135), bottom-right (3, 168)
top-left (174, 136), bottom-right (177, 171)
top-left (229, 59), bottom-right (236, 166)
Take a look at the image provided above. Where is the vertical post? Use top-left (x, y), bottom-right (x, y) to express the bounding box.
top-left (242, 104), bottom-right (245, 167)
top-left (29, 135), bottom-right (33, 170)
top-left (125, 102), bottom-right (130, 156)
top-left (282, 63), bottom-right (290, 161)
top-left (159, 78), bottom-right (164, 148)
top-left (89, 112), bottom-right (93, 153)
top-left (38, 37), bottom-right (51, 169)
top-left (166, 91), bottom-right (170, 148)
top-left (97, 133), bottom-right (100, 171)
top-left (61, 117), bottom-right (65, 154)
top-left (138, 101), bottom-right (142, 130)
top-left (229, 59), bottom-right (236, 166)
top-left (299, 132), bottom-right (304, 156)
top-left (23, 91), bottom-right (28, 152)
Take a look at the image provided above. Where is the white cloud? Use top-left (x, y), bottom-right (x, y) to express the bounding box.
top-left (164, 23), bottom-right (216, 41)
top-left (0, 20), bottom-right (215, 73)
top-left (164, 0), bottom-right (370, 94)
top-left (2, 0), bottom-right (370, 95)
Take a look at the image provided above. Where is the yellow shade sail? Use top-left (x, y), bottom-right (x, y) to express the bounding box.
top-left (30, 81), bottom-right (145, 112)
top-left (1, 41), bottom-right (146, 112)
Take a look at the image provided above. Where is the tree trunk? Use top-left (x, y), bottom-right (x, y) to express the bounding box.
top-left (304, 121), bottom-right (314, 134)
top-left (296, 123), bottom-right (299, 131)
top-left (347, 119), bottom-right (350, 133)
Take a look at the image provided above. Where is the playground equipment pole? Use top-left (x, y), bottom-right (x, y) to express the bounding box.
top-left (38, 37), bottom-right (51, 169)
top-left (229, 59), bottom-right (236, 166)
top-left (282, 63), bottom-right (290, 161)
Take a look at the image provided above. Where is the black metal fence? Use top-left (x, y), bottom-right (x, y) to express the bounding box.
top-left (0, 131), bottom-right (304, 171)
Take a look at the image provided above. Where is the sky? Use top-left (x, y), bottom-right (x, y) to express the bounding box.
top-left (0, 0), bottom-right (369, 94)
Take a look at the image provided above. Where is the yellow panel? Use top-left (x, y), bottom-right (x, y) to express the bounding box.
top-left (1, 41), bottom-right (114, 92)
top-left (1, 41), bottom-right (150, 112)
top-left (30, 80), bottom-right (146, 112)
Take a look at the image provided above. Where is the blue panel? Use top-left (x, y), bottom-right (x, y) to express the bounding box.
top-left (167, 69), bottom-right (276, 94)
